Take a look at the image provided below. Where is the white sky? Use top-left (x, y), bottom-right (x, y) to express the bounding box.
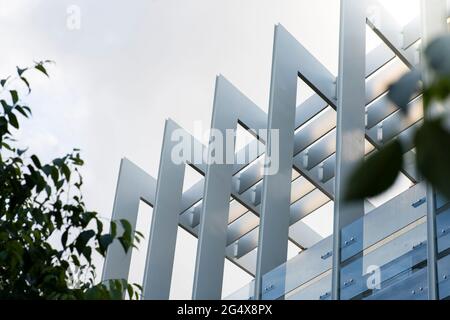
top-left (0, 0), bottom-right (420, 299)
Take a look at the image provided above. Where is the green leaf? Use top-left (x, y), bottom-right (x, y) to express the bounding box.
top-left (15, 105), bottom-right (29, 118)
top-left (425, 35), bottom-right (450, 76)
top-left (118, 219), bottom-right (133, 253)
top-left (22, 105), bottom-right (32, 116)
top-left (96, 219), bottom-right (103, 235)
top-left (133, 283), bottom-right (143, 292)
top-left (118, 238), bottom-right (130, 253)
top-left (30, 155), bottom-right (42, 169)
top-left (10, 90), bottom-right (19, 104)
top-left (135, 230), bottom-right (144, 242)
top-left (70, 255), bottom-right (80, 268)
top-left (126, 284), bottom-right (134, 300)
top-left (75, 230), bottom-right (96, 255)
top-left (345, 140), bottom-right (403, 201)
top-left (35, 173), bottom-right (46, 193)
top-left (2, 142), bottom-right (13, 151)
top-left (108, 280), bottom-right (125, 300)
top-left (45, 185), bottom-right (51, 198)
top-left (1, 100), bottom-right (12, 114)
top-left (0, 76), bottom-right (10, 87)
top-left (120, 219), bottom-right (132, 236)
top-left (56, 179), bottom-right (64, 190)
top-left (423, 76), bottom-right (450, 106)
top-left (35, 63), bottom-right (49, 77)
top-left (98, 234), bottom-right (114, 256)
top-left (110, 221), bottom-right (117, 238)
top-left (61, 163), bottom-right (71, 181)
top-left (62, 229), bottom-right (69, 248)
top-left (415, 119), bottom-right (450, 199)
top-left (20, 77), bottom-right (31, 93)
top-left (42, 164), bottom-right (52, 176)
top-left (8, 112), bottom-right (19, 129)
top-left (16, 66), bottom-right (27, 76)
top-left (50, 166), bottom-right (59, 184)
top-left (53, 158), bottom-right (64, 167)
top-left (82, 246), bottom-right (92, 261)
top-left (387, 69), bottom-right (421, 113)
top-left (17, 148), bottom-right (28, 156)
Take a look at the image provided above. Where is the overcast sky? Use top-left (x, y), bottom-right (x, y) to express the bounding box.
top-left (0, 0), bottom-right (419, 299)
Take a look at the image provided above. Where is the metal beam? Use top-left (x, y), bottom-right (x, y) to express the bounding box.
top-left (193, 75), bottom-right (270, 299)
top-left (421, 0), bottom-right (449, 301)
top-left (367, 0), bottom-right (415, 67)
top-left (255, 24), bottom-right (313, 299)
top-left (101, 159), bottom-right (156, 286)
top-left (179, 24), bottom-right (422, 222)
top-left (255, 182), bottom-right (427, 300)
top-left (332, 0), bottom-right (367, 300)
top-left (105, 2), bottom-right (450, 299)
top-left (142, 120), bottom-right (187, 299)
top-left (151, 12), bottom-right (425, 273)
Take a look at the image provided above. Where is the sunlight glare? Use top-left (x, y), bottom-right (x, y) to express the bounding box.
top-left (378, 0), bottom-right (420, 27)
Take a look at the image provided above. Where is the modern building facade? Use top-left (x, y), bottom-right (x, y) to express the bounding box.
top-left (101, 0), bottom-right (450, 300)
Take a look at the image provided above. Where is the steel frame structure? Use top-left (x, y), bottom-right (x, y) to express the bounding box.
top-left (102, 0), bottom-right (450, 300)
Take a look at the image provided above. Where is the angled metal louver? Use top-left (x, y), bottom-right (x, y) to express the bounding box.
top-left (102, 0), bottom-right (450, 300)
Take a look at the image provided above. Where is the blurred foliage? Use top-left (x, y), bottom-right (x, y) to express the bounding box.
top-left (0, 62), bottom-right (143, 299)
top-left (346, 35), bottom-right (450, 202)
